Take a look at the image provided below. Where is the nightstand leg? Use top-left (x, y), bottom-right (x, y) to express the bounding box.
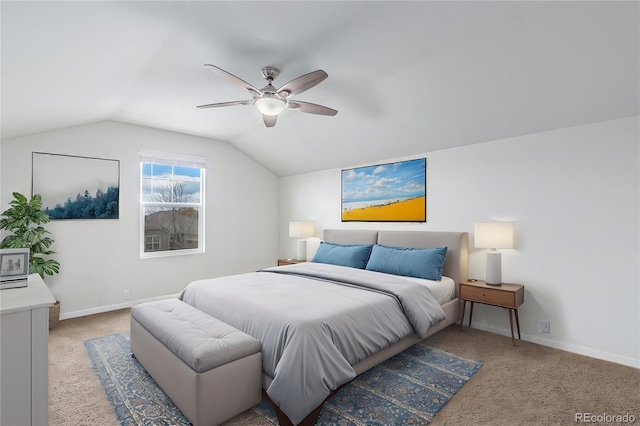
top-left (508, 309), bottom-right (515, 346)
top-left (514, 309), bottom-right (521, 340)
top-left (468, 302), bottom-right (474, 327)
top-left (460, 301), bottom-right (466, 330)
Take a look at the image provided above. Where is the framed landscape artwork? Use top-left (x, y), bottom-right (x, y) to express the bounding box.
top-left (341, 158), bottom-right (426, 222)
top-left (32, 152), bottom-right (120, 220)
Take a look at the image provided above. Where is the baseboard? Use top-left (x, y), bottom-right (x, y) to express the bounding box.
top-left (59, 293), bottom-right (181, 321)
top-left (468, 323), bottom-right (639, 369)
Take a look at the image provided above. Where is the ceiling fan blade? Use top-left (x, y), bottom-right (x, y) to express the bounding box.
top-left (263, 114), bottom-right (277, 127)
top-left (288, 100), bottom-right (338, 116)
top-left (277, 70), bottom-right (328, 97)
top-left (204, 64), bottom-right (262, 94)
top-left (196, 100), bottom-right (252, 109)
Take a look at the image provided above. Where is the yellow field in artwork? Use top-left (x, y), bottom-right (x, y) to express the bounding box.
top-left (342, 196), bottom-right (426, 221)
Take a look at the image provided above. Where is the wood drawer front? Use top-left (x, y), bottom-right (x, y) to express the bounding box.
top-left (278, 259), bottom-right (304, 266)
top-left (460, 285), bottom-right (515, 307)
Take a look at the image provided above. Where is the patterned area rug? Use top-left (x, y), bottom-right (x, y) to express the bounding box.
top-left (85, 332), bottom-right (481, 425)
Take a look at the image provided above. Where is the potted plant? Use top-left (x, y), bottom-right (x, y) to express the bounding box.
top-left (0, 192), bottom-right (61, 327)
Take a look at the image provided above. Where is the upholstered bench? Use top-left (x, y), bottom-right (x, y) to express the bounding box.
top-left (130, 299), bottom-right (262, 426)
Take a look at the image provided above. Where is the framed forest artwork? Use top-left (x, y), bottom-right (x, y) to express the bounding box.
top-left (341, 158), bottom-right (426, 222)
top-left (32, 152), bottom-right (120, 220)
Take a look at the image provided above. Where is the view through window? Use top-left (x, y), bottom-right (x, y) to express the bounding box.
top-left (140, 153), bottom-right (205, 257)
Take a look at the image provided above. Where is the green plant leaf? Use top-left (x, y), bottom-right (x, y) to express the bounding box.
top-left (12, 192), bottom-right (27, 204)
top-left (1, 192), bottom-right (60, 277)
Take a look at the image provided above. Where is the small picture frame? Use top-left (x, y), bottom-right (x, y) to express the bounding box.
top-left (0, 248), bottom-right (29, 289)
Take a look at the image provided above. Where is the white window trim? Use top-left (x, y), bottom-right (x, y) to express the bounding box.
top-left (139, 150), bottom-right (207, 168)
top-left (139, 151), bottom-right (206, 258)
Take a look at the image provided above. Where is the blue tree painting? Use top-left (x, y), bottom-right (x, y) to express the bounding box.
top-left (32, 152), bottom-right (120, 220)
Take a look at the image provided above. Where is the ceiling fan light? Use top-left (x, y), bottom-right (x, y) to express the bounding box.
top-left (255, 95), bottom-right (286, 116)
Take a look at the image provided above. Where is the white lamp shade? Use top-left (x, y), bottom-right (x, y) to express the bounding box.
top-left (474, 222), bottom-right (514, 249)
top-left (289, 221), bottom-right (315, 238)
top-left (255, 96), bottom-right (286, 116)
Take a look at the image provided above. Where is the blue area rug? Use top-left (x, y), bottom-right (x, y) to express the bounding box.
top-left (85, 332), bottom-right (481, 425)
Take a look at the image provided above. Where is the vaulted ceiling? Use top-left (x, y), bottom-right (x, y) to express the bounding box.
top-left (2, 1), bottom-right (638, 176)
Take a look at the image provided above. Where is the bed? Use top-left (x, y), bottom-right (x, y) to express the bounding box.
top-left (180, 229), bottom-right (468, 425)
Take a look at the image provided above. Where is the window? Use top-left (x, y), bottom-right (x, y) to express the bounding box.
top-left (145, 235), bottom-right (160, 251)
top-left (140, 152), bottom-right (205, 257)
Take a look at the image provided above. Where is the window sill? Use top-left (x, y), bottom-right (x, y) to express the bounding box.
top-left (140, 248), bottom-right (204, 259)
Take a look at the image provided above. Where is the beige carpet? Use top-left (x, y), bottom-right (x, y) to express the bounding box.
top-left (49, 308), bottom-right (639, 426)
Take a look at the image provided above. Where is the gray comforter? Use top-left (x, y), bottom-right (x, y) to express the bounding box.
top-left (180, 262), bottom-right (445, 425)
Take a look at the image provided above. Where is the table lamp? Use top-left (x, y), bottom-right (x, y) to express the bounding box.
top-left (474, 222), bottom-right (513, 285)
top-left (289, 221), bottom-right (315, 260)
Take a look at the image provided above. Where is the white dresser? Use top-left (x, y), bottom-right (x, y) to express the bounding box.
top-left (1, 274), bottom-right (56, 426)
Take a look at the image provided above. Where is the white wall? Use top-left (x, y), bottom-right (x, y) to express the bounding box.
top-left (1, 121), bottom-right (279, 318)
top-left (279, 116), bottom-right (639, 368)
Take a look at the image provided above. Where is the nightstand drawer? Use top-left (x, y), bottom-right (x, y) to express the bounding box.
top-left (460, 285), bottom-right (516, 307)
top-left (277, 259), bottom-right (306, 266)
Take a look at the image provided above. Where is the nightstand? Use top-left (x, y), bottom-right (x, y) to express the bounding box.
top-left (277, 258), bottom-right (306, 266)
top-left (459, 280), bottom-right (524, 346)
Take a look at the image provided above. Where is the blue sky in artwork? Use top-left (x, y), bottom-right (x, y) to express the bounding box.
top-left (342, 158), bottom-right (426, 202)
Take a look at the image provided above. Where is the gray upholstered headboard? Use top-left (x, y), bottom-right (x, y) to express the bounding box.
top-left (323, 229), bottom-right (469, 288)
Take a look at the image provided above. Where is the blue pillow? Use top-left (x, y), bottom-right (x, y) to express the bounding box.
top-left (311, 242), bottom-right (374, 269)
top-left (365, 244), bottom-right (448, 281)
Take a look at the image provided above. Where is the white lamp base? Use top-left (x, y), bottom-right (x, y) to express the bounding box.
top-left (296, 239), bottom-right (307, 261)
top-left (485, 251), bottom-right (502, 285)
top-left (305, 237), bottom-right (321, 261)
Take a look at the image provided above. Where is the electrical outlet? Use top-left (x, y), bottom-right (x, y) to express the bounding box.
top-left (538, 320), bottom-right (550, 334)
top-left (122, 290), bottom-right (130, 300)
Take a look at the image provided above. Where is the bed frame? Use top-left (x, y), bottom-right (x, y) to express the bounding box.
top-left (265, 229), bottom-right (469, 426)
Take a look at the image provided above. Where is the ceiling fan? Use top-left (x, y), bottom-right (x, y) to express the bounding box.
top-left (197, 64), bottom-right (338, 127)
